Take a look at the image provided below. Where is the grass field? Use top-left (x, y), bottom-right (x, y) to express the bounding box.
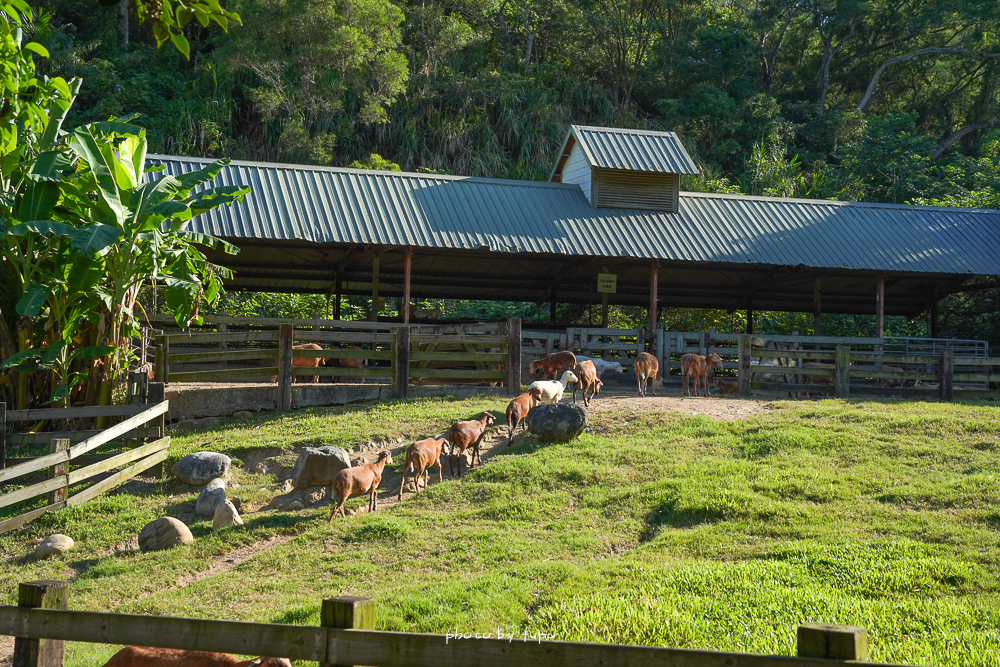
top-left (2, 396), bottom-right (1000, 666)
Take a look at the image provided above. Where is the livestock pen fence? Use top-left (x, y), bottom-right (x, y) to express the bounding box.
top-left (0, 374), bottom-right (169, 534)
top-left (1, 580), bottom-right (908, 667)
top-left (146, 316), bottom-right (522, 402)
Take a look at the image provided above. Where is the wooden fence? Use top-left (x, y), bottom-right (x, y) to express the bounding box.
top-left (0, 378), bottom-right (169, 534)
top-left (154, 318), bottom-right (522, 402)
top-left (0, 581), bottom-right (908, 667)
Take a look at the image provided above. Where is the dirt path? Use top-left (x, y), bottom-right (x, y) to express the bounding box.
top-left (584, 386), bottom-right (770, 420)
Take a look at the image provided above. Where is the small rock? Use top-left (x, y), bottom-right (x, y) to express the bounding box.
top-left (230, 497), bottom-right (242, 512)
top-left (213, 500), bottom-right (243, 532)
top-left (526, 403), bottom-right (588, 443)
top-left (195, 478), bottom-right (227, 516)
top-left (286, 501), bottom-right (304, 511)
top-left (139, 517), bottom-right (194, 552)
top-left (280, 479), bottom-right (294, 494)
top-left (290, 446), bottom-right (351, 489)
top-left (233, 411), bottom-right (253, 420)
top-left (171, 451), bottom-right (231, 485)
top-left (175, 416), bottom-right (222, 431)
top-left (35, 534), bottom-right (74, 559)
top-left (303, 487), bottom-right (329, 506)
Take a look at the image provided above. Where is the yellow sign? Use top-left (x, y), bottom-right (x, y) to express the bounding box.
top-left (597, 273), bottom-right (617, 294)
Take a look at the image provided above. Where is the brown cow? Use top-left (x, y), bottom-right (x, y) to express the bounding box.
top-left (529, 351), bottom-right (577, 381)
top-left (634, 352), bottom-right (660, 397)
top-left (680, 353), bottom-right (722, 397)
top-left (571, 360), bottom-right (600, 407)
top-left (272, 343), bottom-right (323, 383)
top-left (325, 345), bottom-right (366, 383)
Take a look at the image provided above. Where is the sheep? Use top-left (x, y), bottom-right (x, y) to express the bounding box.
top-left (529, 351), bottom-right (577, 381)
top-left (571, 360), bottom-right (600, 407)
top-left (680, 353), bottom-right (722, 397)
top-left (101, 647), bottom-right (290, 667)
top-left (573, 355), bottom-right (624, 378)
top-left (329, 450), bottom-right (393, 520)
top-left (447, 412), bottom-right (496, 477)
top-left (398, 437), bottom-right (449, 500)
top-left (634, 352), bottom-right (659, 397)
top-left (271, 343), bottom-right (324, 383)
top-left (710, 377), bottom-right (739, 395)
top-left (528, 370), bottom-right (579, 405)
top-left (506, 387), bottom-right (542, 446)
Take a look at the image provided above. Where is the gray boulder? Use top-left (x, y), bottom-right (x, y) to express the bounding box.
top-left (171, 451), bottom-right (231, 485)
top-left (212, 500), bottom-right (243, 532)
top-left (35, 534), bottom-right (74, 559)
top-left (139, 517), bottom-right (194, 552)
top-left (195, 478), bottom-right (227, 516)
top-left (290, 446), bottom-right (351, 489)
top-left (527, 403), bottom-right (588, 443)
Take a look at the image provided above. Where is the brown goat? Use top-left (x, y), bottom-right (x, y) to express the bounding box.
top-left (447, 412), bottom-right (496, 477)
top-left (398, 437), bottom-right (448, 500)
top-left (271, 343), bottom-right (324, 383)
top-left (878, 363), bottom-right (905, 388)
top-left (680, 353), bottom-right (722, 397)
top-left (634, 352), bottom-right (660, 397)
top-left (571, 360), bottom-right (600, 407)
top-left (329, 450), bottom-right (393, 520)
top-left (710, 377), bottom-right (739, 395)
top-left (102, 648), bottom-right (290, 667)
top-left (529, 351), bottom-right (577, 381)
top-left (506, 387), bottom-right (541, 446)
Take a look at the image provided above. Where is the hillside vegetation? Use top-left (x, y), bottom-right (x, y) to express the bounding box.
top-left (2, 396), bottom-right (999, 666)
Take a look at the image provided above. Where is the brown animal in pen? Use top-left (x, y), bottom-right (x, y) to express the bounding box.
top-left (102, 647), bottom-right (291, 667)
top-left (271, 343), bottom-right (324, 383)
top-left (680, 353), bottom-right (722, 397)
top-left (398, 437), bottom-right (449, 499)
top-left (634, 352), bottom-right (660, 397)
top-left (571, 360), bottom-right (600, 406)
top-left (447, 412), bottom-right (495, 477)
top-left (529, 350), bottom-right (577, 381)
top-left (710, 377), bottom-right (739, 395)
top-left (506, 387), bottom-right (542, 446)
top-left (329, 450), bottom-right (393, 520)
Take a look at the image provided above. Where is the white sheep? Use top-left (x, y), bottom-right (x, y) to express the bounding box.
top-left (528, 371), bottom-right (579, 405)
top-left (574, 355), bottom-right (624, 378)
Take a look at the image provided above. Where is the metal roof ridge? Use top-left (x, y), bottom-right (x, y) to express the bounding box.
top-left (678, 190), bottom-right (1000, 216)
top-left (570, 125), bottom-right (680, 138)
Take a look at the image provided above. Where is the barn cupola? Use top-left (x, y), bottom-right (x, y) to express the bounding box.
top-left (549, 126), bottom-right (699, 212)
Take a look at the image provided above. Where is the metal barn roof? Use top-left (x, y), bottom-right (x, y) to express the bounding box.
top-left (148, 154), bottom-right (1000, 315)
top-left (566, 126), bottom-right (700, 174)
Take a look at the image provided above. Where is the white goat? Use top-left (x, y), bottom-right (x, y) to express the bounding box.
top-left (528, 371), bottom-right (578, 405)
top-left (574, 355), bottom-right (624, 378)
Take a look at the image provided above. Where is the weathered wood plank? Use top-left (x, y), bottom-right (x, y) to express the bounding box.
top-left (0, 501), bottom-right (65, 535)
top-left (507, 318), bottom-right (521, 396)
top-left (0, 476), bottom-right (66, 511)
top-left (715, 332), bottom-right (883, 345)
top-left (849, 387), bottom-right (940, 397)
top-left (168, 368), bottom-right (275, 383)
top-left (161, 331), bottom-right (280, 345)
top-left (409, 369), bottom-right (507, 380)
top-left (293, 331), bottom-right (394, 344)
top-left (7, 428), bottom-right (160, 447)
top-left (835, 345), bottom-right (851, 398)
top-left (750, 366), bottom-right (833, 376)
top-left (847, 371), bottom-right (939, 381)
top-left (0, 451), bottom-right (69, 485)
top-left (951, 389), bottom-right (1000, 399)
top-left (395, 327), bottom-right (409, 399)
top-left (66, 448), bottom-right (169, 507)
top-left (292, 349), bottom-right (393, 360)
top-left (66, 438), bottom-right (170, 485)
top-left (6, 405), bottom-right (146, 421)
top-left (410, 335), bottom-right (507, 345)
top-left (749, 382), bottom-right (835, 394)
top-left (168, 349), bottom-right (279, 364)
top-left (292, 367), bottom-right (394, 378)
top-left (750, 349), bottom-right (837, 361)
top-left (146, 314), bottom-right (396, 331)
top-left (69, 402), bottom-right (169, 459)
top-left (408, 352), bottom-right (507, 363)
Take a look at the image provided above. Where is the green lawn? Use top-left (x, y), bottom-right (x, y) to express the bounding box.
top-left (2, 396), bottom-right (1000, 666)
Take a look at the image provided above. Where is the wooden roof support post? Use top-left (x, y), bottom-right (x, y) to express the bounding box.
top-left (402, 247), bottom-right (412, 324)
top-left (875, 274), bottom-right (885, 353)
top-left (649, 260), bottom-right (658, 333)
top-left (370, 254), bottom-right (380, 322)
top-left (745, 295), bottom-right (754, 335)
top-left (600, 265), bottom-right (609, 329)
top-left (813, 278), bottom-right (822, 336)
top-left (930, 289), bottom-right (939, 338)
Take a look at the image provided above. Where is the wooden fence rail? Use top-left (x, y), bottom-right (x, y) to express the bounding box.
top-left (0, 582), bottom-right (910, 667)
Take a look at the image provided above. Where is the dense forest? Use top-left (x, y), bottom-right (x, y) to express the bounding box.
top-left (29, 0), bottom-right (1000, 343)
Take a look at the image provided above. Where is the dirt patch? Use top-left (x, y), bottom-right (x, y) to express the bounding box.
top-left (0, 635), bottom-right (12, 667)
top-left (235, 447), bottom-right (296, 476)
top-left (583, 386), bottom-right (771, 420)
top-left (168, 534), bottom-right (297, 592)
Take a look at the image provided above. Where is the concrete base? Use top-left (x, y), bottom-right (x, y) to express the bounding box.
top-left (165, 382), bottom-right (509, 420)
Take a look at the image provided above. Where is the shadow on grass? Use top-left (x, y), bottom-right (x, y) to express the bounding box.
top-left (639, 496), bottom-right (723, 542)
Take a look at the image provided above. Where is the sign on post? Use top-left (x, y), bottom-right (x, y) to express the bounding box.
top-left (597, 273), bottom-right (617, 294)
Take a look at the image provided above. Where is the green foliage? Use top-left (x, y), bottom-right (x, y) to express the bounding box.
top-left (350, 153), bottom-right (401, 170)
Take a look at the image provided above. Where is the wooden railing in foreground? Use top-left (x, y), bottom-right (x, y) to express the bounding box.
top-left (1, 581), bottom-right (911, 667)
top-left (0, 388), bottom-right (169, 534)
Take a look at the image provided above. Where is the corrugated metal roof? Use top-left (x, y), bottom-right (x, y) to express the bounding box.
top-left (150, 154), bottom-right (1000, 276)
top-left (570, 125), bottom-right (700, 174)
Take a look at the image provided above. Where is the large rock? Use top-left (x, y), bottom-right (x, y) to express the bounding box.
top-left (172, 451), bottom-right (231, 485)
top-left (290, 446), bottom-right (351, 489)
top-left (212, 500), bottom-right (243, 532)
top-left (35, 534), bottom-right (74, 559)
top-left (139, 517), bottom-right (194, 552)
top-left (526, 403), bottom-right (588, 443)
top-left (195, 478), bottom-right (227, 516)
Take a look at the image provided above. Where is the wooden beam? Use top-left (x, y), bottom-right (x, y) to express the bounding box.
top-left (402, 247), bottom-right (412, 324)
top-left (507, 318), bottom-right (521, 396)
top-left (875, 275), bottom-right (885, 338)
top-left (0, 402), bottom-right (6, 471)
top-left (278, 324), bottom-right (293, 411)
top-left (13, 582), bottom-right (69, 667)
top-left (649, 261), bottom-right (658, 332)
top-left (394, 327), bottom-right (409, 399)
top-left (48, 439), bottom-right (69, 505)
top-left (797, 623), bottom-right (868, 661)
top-left (370, 254), bottom-right (380, 322)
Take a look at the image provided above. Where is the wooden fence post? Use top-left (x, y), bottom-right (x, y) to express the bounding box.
top-left (737, 334), bottom-right (751, 396)
top-left (47, 439), bottom-right (69, 505)
top-left (797, 623), bottom-right (868, 661)
top-left (278, 324), bottom-right (293, 411)
top-left (147, 382), bottom-right (166, 479)
top-left (655, 329), bottom-right (665, 383)
top-left (13, 580), bottom-right (69, 667)
top-left (835, 345), bottom-right (851, 398)
top-left (1, 402), bottom-right (6, 470)
top-left (154, 336), bottom-right (170, 383)
top-left (507, 318), bottom-right (521, 397)
top-left (321, 596), bottom-right (376, 667)
top-left (939, 349), bottom-right (954, 401)
top-left (394, 327), bottom-right (410, 399)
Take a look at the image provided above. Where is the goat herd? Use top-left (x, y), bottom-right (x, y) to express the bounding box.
top-left (326, 348), bottom-right (731, 522)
